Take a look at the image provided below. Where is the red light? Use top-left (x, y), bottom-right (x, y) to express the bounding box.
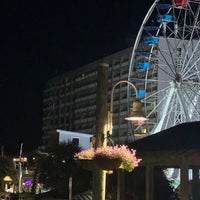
top-left (174, 0), bottom-right (187, 7)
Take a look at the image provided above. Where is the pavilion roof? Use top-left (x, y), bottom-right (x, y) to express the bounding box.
top-left (129, 121), bottom-right (200, 152)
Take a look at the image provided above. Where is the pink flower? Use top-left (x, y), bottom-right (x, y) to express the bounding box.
top-left (74, 148), bottom-right (94, 160)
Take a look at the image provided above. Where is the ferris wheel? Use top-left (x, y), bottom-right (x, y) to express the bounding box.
top-left (129, 0), bottom-right (200, 135)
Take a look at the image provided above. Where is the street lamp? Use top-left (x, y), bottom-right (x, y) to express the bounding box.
top-left (107, 80), bottom-right (147, 200)
top-left (93, 65), bottom-right (146, 200)
top-left (108, 80), bottom-right (147, 136)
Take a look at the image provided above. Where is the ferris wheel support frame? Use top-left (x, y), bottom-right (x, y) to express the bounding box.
top-left (153, 83), bottom-right (175, 133)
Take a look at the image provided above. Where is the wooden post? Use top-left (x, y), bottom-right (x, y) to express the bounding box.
top-left (179, 164), bottom-right (189, 200)
top-left (117, 169), bottom-right (125, 200)
top-left (146, 165), bottom-right (154, 200)
top-left (68, 176), bottom-right (72, 200)
top-left (192, 167), bottom-right (200, 199)
top-left (92, 63), bottom-right (109, 200)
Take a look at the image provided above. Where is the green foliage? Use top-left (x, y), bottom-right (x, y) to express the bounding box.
top-left (34, 142), bottom-right (92, 198)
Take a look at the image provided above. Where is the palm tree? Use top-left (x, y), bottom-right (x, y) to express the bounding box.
top-left (33, 142), bottom-right (92, 198)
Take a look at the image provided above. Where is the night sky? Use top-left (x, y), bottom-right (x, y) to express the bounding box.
top-left (0, 0), bottom-right (153, 155)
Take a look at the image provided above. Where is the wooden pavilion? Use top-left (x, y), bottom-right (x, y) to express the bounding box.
top-left (129, 121), bottom-right (200, 200)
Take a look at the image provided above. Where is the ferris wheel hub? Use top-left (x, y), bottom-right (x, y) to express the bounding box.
top-left (175, 73), bottom-right (182, 86)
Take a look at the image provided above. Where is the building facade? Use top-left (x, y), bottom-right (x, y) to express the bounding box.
top-left (42, 47), bottom-right (151, 144)
top-left (42, 129), bottom-right (92, 150)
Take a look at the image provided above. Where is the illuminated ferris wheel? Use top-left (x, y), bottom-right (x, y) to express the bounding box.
top-left (129, 0), bottom-right (200, 134)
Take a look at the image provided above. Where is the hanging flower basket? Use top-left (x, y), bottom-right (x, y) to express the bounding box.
top-left (75, 159), bottom-right (96, 171)
top-left (74, 145), bottom-right (142, 172)
top-left (94, 157), bottom-right (122, 170)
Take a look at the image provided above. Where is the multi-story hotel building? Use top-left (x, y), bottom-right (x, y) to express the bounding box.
top-left (42, 47), bottom-right (153, 144)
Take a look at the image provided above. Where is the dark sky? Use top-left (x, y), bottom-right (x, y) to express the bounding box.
top-left (0, 0), bottom-right (152, 155)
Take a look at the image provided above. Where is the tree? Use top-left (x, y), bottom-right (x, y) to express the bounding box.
top-left (33, 142), bottom-right (92, 198)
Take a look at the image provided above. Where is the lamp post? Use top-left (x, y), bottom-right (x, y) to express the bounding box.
top-left (18, 143), bottom-right (23, 194)
top-left (108, 80), bottom-right (147, 200)
top-left (93, 71), bottom-right (147, 200)
top-left (92, 63), bottom-right (109, 200)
